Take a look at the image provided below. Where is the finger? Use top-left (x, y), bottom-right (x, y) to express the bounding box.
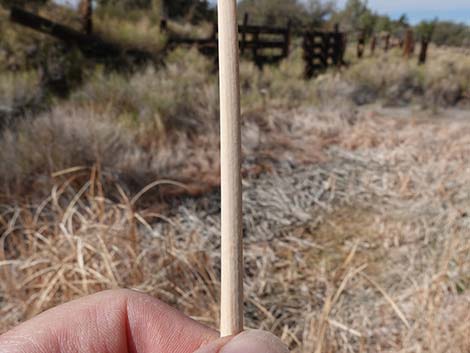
top-left (0, 289), bottom-right (218, 353)
top-left (194, 330), bottom-right (290, 353)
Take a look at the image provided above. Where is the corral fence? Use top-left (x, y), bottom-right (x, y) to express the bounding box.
top-left (302, 25), bottom-right (346, 78)
top-left (9, 6), bottom-right (153, 66)
top-left (162, 13), bottom-right (292, 69)
top-left (6, 5), bottom-right (432, 80)
top-left (163, 14), bottom-right (348, 77)
top-left (354, 28), bottom-right (432, 65)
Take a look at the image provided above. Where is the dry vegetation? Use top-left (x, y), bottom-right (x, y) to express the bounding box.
top-left (1, 106), bottom-right (469, 352)
top-left (0, 19), bottom-right (469, 353)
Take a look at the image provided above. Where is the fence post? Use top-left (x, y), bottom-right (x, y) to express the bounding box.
top-left (370, 35), bottom-right (377, 56)
top-left (241, 12), bottom-right (249, 55)
top-left (340, 32), bottom-right (347, 65)
top-left (252, 29), bottom-right (261, 68)
top-left (332, 23), bottom-right (340, 66)
top-left (403, 29), bottom-right (414, 59)
top-left (302, 33), bottom-right (312, 79)
top-left (384, 33), bottom-right (390, 52)
top-left (211, 21), bottom-right (218, 40)
top-left (210, 21), bottom-right (219, 65)
top-left (160, 18), bottom-right (168, 31)
top-left (357, 30), bottom-right (365, 58)
top-left (323, 32), bottom-right (331, 68)
top-left (79, 0), bottom-right (93, 35)
top-left (283, 19), bottom-right (292, 58)
top-left (399, 36), bottom-right (404, 48)
top-left (418, 39), bottom-right (429, 65)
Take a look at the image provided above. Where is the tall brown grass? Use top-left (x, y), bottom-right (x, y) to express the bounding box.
top-left (1, 30), bottom-right (470, 353)
top-left (1, 108), bottom-right (469, 352)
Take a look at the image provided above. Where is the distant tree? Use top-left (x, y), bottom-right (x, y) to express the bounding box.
top-left (333, 0), bottom-right (378, 35)
top-left (237, 0), bottom-right (334, 28)
top-left (375, 15), bottom-right (393, 33)
top-left (358, 10), bottom-right (377, 37)
top-left (429, 21), bottom-right (469, 47)
top-left (96, 0), bottom-right (152, 10)
top-left (334, 1), bottom-right (417, 38)
top-left (340, 0), bottom-right (369, 30)
top-left (96, 0), bottom-right (213, 23)
top-left (163, 0), bottom-right (213, 23)
top-left (397, 14), bottom-right (410, 27)
top-left (303, 0), bottom-right (336, 28)
top-left (238, 0), bottom-right (306, 26)
top-left (415, 19), bottom-right (437, 42)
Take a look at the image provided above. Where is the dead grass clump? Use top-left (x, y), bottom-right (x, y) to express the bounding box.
top-left (167, 20), bottom-right (215, 39)
top-left (0, 70), bottom-right (41, 119)
top-left (72, 48), bottom-right (217, 136)
top-left (314, 46), bottom-right (470, 108)
top-left (424, 50), bottom-right (470, 107)
top-left (0, 106), bottom-right (134, 197)
top-left (0, 171), bottom-right (219, 331)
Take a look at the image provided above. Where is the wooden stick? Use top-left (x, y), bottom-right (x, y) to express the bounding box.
top-left (218, 0), bottom-right (244, 337)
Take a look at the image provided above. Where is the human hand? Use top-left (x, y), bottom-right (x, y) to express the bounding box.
top-left (0, 289), bottom-right (288, 353)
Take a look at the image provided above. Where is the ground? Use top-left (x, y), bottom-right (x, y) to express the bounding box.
top-left (1, 103), bottom-right (469, 352)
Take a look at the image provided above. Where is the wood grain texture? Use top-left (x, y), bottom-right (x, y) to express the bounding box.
top-left (217, 0), bottom-right (244, 337)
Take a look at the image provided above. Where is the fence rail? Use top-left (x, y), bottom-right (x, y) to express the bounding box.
top-left (7, 6), bottom-right (432, 78)
top-left (9, 6), bottom-right (153, 65)
top-left (164, 14), bottom-right (292, 69)
top-left (303, 29), bottom-right (346, 78)
top-left (353, 29), bottom-right (431, 65)
top-left (163, 16), bottom-right (349, 76)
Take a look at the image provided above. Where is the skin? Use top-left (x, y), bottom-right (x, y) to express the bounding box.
top-left (0, 289), bottom-right (289, 353)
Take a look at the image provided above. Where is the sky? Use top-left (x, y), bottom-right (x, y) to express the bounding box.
top-left (336, 0), bottom-right (470, 24)
top-left (56, 0), bottom-right (470, 24)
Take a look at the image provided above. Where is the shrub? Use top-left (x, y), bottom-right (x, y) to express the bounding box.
top-left (94, 15), bottom-right (167, 54)
top-left (311, 47), bottom-right (470, 108)
top-left (71, 48), bottom-right (217, 138)
top-left (0, 106), bottom-right (134, 192)
top-left (0, 70), bottom-right (41, 110)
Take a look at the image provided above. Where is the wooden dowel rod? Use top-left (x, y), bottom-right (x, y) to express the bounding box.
top-left (218, 0), bottom-right (244, 337)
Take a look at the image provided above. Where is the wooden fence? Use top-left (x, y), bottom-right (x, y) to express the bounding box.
top-left (356, 29), bottom-right (431, 65)
top-left (9, 6), bottom-right (153, 66)
top-left (7, 5), bottom-right (432, 79)
top-left (163, 14), bottom-right (292, 69)
top-left (164, 15), bottom-right (348, 77)
top-left (303, 25), bottom-right (346, 78)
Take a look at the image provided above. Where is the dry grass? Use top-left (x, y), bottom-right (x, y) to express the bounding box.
top-left (314, 46), bottom-right (470, 108)
top-left (0, 70), bottom-right (41, 119)
top-left (94, 16), bottom-right (167, 54)
top-left (1, 106), bottom-right (469, 352)
top-left (1, 30), bottom-right (470, 352)
top-left (72, 48), bottom-right (217, 134)
top-left (165, 20), bottom-right (215, 39)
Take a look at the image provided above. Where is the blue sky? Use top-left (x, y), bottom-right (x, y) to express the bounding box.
top-left (56, 0), bottom-right (470, 24)
top-left (336, 0), bottom-right (470, 24)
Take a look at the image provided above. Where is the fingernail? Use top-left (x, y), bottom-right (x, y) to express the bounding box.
top-left (220, 330), bottom-right (289, 353)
